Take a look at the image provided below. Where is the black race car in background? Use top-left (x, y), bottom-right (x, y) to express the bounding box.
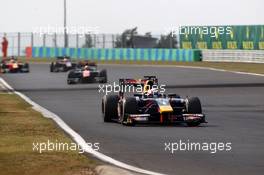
top-left (102, 76), bottom-right (206, 126)
top-left (1, 57), bottom-right (30, 73)
top-left (67, 62), bottom-right (107, 84)
top-left (50, 56), bottom-right (77, 72)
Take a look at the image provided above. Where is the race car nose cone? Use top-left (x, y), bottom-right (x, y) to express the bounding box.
top-left (159, 106), bottom-right (173, 113)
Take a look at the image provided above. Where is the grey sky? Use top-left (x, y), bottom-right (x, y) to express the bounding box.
top-left (1, 0), bottom-right (263, 34)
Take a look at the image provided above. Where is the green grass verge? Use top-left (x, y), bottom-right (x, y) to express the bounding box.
top-left (0, 94), bottom-right (98, 175)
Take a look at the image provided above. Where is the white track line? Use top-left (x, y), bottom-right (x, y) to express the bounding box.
top-left (99, 63), bottom-right (264, 77)
top-left (0, 82), bottom-right (6, 90)
top-left (0, 79), bottom-right (12, 94)
top-left (30, 62), bottom-right (264, 77)
top-left (0, 77), bottom-right (165, 175)
top-left (172, 66), bottom-right (264, 77)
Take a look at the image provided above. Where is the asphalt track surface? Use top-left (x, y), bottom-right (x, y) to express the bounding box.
top-left (2, 64), bottom-right (264, 175)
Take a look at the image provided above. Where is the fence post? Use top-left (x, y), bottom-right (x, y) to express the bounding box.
top-left (170, 34), bottom-right (173, 48)
top-left (53, 33), bottom-right (57, 47)
top-left (18, 32), bottom-right (21, 57)
top-left (76, 34), bottom-right (79, 48)
top-left (103, 34), bottom-right (105, 48)
top-left (43, 34), bottom-right (46, 47)
top-left (112, 35), bottom-right (115, 48)
top-left (31, 32), bottom-right (34, 48)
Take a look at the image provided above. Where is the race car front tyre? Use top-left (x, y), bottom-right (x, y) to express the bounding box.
top-left (67, 79), bottom-right (73, 85)
top-left (62, 65), bottom-right (67, 72)
top-left (187, 97), bottom-right (202, 113)
top-left (99, 69), bottom-right (107, 83)
top-left (71, 63), bottom-right (77, 69)
top-left (102, 95), bottom-right (119, 122)
top-left (123, 97), bottom-right (138, 126)
top-left (1, 67), bottom-right (6, 73)
top-left (24, 63), bottom-right (30, 73)
top-left (186, 97), bottom-right (202, 127)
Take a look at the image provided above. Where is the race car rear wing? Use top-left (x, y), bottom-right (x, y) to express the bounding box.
top-left (119, 76), bottom-right (158, 87)
top-left (78, 60), bottom-right (97, 67)
top-left (118, 76), bottom-right (158, 96)
top-left (57, 56), bottom-right (71, 60)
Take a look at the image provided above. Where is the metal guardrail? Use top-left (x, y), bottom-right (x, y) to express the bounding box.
top-left (202, 50), bottom-right (264, 63)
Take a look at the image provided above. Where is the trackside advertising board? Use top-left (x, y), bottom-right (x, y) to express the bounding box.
top-left (180, 25), bottom-right (264, 50)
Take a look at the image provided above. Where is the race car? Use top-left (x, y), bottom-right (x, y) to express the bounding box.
top-left (77, 60), bottom-right (97, 68)
top-left (102, 76), bottom-right (206, 126)
top-left (67, 63), bottom-right (107, 84)
top-left (1, 57), bottom-right (30, 73)
top-left (50, 56), bottom-right (77, 72)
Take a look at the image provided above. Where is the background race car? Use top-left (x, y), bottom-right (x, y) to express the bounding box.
top-left (50, 56), bottom-right (77, 72)
top-left (67, 62), bottom-right (107, 84)
top-left (1, 57), bottom-right (30, 73)
top-left (102, 76), bottom-right (206, 126)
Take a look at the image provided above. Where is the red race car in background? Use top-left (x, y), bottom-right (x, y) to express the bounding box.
top-left (1, 56), bottom-right (30, 73)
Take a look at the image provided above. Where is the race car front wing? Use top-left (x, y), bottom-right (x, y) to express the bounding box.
top-left (124, 113), bottom-right (207, 125)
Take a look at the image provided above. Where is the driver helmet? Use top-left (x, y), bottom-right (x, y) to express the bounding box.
top-left (145, 88), bottom-right (159, 98)
top-left (10, 56), bottom-right (15, 63)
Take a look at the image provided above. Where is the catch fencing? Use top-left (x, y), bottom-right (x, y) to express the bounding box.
top-left (202, 50), bottom-right (264, 63)
top-left (0, 32), bottom-right (177, 57)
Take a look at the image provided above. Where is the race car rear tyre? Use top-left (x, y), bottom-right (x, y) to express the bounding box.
top-left (102, 95), bottom-right (119, 122)
top-left (24, 63), bottom-right (30, 73)
top-left (67, 79), bottom-right (73, 85)
top-left (1, 68), bottom-right (6, 73)
top-left (99, 69), bottom-right (107, 83)
top-left (71, 63), bottom-right (77, 69)
top-left (123, 97), bottom-right (138, 126)
top-left (186, 97), bottom-right (202, 127)
top-left (62, 65), bottom-right (67, 72)
top-left (50, 63), bottom-right (54, 72)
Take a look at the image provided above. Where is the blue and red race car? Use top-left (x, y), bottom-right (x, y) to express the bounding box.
top-left (102, 76), bottom-right (207, 126)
